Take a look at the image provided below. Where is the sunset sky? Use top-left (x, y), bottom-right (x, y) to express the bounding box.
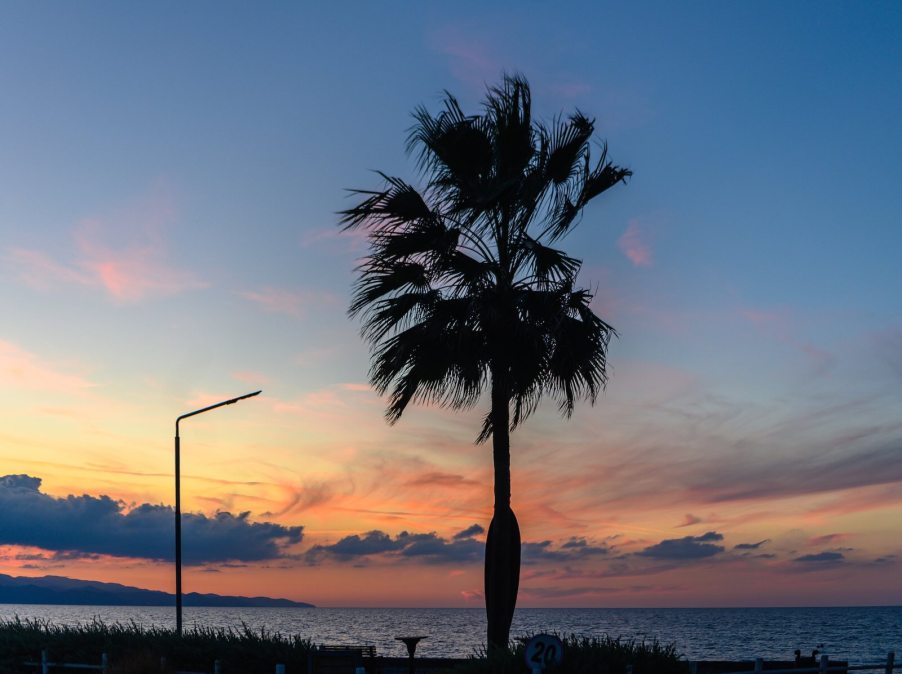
top-left (1, 2), bottom-right (900, 609)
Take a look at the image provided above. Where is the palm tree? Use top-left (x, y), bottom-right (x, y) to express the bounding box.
top-left (340, 75), bottom-right (631, 650)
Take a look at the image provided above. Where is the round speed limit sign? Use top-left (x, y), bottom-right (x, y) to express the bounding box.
top-left (524, 634), bottom-right (564, 671)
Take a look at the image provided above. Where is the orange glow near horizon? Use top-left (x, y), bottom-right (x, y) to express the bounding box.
top-left (2, 366), bottom-right (901, 607)
top-left (2, 5), bottom-right (901, 609)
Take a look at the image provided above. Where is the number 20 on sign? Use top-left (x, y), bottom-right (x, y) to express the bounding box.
top-left (524, 634), bottom-right (564, 672)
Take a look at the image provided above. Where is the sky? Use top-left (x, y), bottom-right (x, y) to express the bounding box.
top-left (0, 1), bottom-right (900, 609)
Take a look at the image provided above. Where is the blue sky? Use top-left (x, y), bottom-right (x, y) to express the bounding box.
top-left (0, 1), bottom-right (900, 606)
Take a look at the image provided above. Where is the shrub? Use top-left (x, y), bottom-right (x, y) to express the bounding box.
top-left (0, 617), bottom-right (314, 674)
top-left (460, 633), bottom-right (689, 674)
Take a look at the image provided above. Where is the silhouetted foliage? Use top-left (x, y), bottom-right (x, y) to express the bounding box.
top-left (0, 617), bottom-right (313, 674)
top-left (461, 634), bottom-right (687, 674)
top-left (342, 74), bottom-right (630, 650)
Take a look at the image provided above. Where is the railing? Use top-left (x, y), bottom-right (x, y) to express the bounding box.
top-left (26, 648), bottom-right (895, 674)
top-left (687, 651), bottom-right (895, 674)
top-left (25, 651), bottom-right (290, 674)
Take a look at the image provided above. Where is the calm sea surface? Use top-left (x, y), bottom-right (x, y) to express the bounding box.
top-left (0, 605), bottom-right (898, 663)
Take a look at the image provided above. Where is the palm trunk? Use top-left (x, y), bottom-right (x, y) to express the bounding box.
top-left (484, 370), bottom-right (521, 652)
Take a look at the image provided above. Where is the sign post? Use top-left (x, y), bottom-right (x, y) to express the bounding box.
top-left (524, 634), bottom-right (564, 674)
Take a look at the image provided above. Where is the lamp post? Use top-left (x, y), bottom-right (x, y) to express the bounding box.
top-left (174, 390), bottom-right (261, 635)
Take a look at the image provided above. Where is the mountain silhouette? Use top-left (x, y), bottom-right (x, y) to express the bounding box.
top-left (0, 574), bottom-right (314, 607)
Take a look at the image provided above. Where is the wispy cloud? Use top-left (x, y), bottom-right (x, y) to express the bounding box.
top-left (240, 287), bottom-right (336, 318)
top-left (429, 26), bottom-right (501, 91)
top-left (737, 305), bottom-right (834, 376)
top-left (808, 533), bottom-right (851, 546)
top-left (403, 472), bottom-right (479, 488)
top-left (617, 219), bottom-right (653, 267)
top-left (549, 80), bottom-right (593, 98)
top-left (231, 370), bottom-right (271, 387)
top-left (294, 346), bottom-right (340, 367)
top-left (5, 248), bottom-right (93, 289)
top-left (74, 220), bottom-right (205, 302)
top-left (794, 551), bottom-right (844, 564)
top-left (0, 340), bottom-right (95, 394)
top-left (6, 190), bottom-right (206, 303)
top-left (261, 481), bottom-right (336, 518)
top-left (299, 226), bottom-right (369, 254)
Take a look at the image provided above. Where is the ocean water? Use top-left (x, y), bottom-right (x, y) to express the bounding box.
top-left (0, 605), bottom-right (898, 663)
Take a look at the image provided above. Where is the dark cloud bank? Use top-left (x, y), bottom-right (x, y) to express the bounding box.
top-left (304, 526), bottom-right (485, 565)
top-left (305, 527), bottom-right (611, 566)
top-left (638, 531), bottom-right (724, 560)
top-left (0, 475), bottom-right (302, 564)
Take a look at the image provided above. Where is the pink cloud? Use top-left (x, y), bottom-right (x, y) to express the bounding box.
top-left (300, 226), bottom-right (370, 253)
top-left (677, 514), bottom-right (702, 528)
top-left (75, 222), bottom-right (206, 302)
top-left (808, 533), bottom-right (852, 546)
top-left (739, 308), bottom-right (786, 328)
top-left (549, 80), bottom-right (592, 98)
top-left (6, 190), bottom-right (206, 303)
top-left (5, 248), bottom-right (93, 289)
top-left (231, 370), bottom-right (271, 387)
top-left (738, 305), bottom-right (834, 376)
top-left (429, 26), bottom-right (500, 91)
top-left (0, 340), bottom-right (95, 394)
top-left (617, 220), bottom-right (653, 267)
top-left (294, 346), bottom-right (339, 366)
top-left (338, 382), bottom-right (372, 393)
top-left (240, 287), bottom-right (336, 317)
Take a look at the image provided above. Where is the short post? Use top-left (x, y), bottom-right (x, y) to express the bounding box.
top-left (820, 654), bottom-right (828, 674)
top-left (41, 650), bottom-right (49, 674)
top-left (275, 664), bottom-right (285, 674)
top-left (754, 658), bottom-right (763, 672)
top-left (886, 651), bottom-right (895, 674)
top-left (160, 656), bottom-right (167, 672)
top-left (690, 662), bottom-right (698, 674)
top-left (101, 652), bottom-right (109, 674)
top-left (214, 659), bottom-right (222, 674)
top-left (625, 665), bottom-right (633, 674)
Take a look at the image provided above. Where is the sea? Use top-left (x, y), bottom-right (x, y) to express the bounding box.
top-left (0, 605), bottom-right (898, 664)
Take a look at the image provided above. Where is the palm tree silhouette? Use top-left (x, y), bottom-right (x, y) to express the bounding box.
top-left (341, 75), bottom-right (631, 650)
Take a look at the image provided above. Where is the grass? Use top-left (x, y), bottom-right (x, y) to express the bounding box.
top-left (460, 634), bottom-right (689, 674)
top-left (0, 618), bottom-right (689, 674)
top-left (0, 617), bottom-right (314, 674)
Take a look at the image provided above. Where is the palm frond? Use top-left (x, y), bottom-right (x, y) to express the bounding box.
top-left (361, 289), bottom-right (440, 342)
top-left (543, 111), bottom-right (594, 185)
top-left (408, 100), bottom-right (493, 192)
top-left (350, 260), bottom-right (429, 315)
top-left (373, 219), bottom-right (459, 263)
top-left (486, 74), bottom-right (535, 189)
top-left (578, 143), bottom-right (632, 207)
top-left (342, 74), bottom-right (629, 439)
top-left (371, 306), bottom-right (487, 423)
top-left (515, 234), bottom-right (581, 286)
top-left (339, 175), bottom-right (433, 231)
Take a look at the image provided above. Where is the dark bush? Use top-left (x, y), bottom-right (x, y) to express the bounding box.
top-left (0, 617), bottom-right (313, 674)
top-left (460, 633), bottom-right (689, 674)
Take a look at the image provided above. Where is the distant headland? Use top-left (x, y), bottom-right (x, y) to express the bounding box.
top-left (0, 574), bottom-right (314, 608)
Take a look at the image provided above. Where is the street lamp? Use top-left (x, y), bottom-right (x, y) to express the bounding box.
top-left (174, 389), bottom-right (261, 635)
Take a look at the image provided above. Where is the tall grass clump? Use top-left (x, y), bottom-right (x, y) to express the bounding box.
top-left (461, 633), bottom-right (689, 674)
top-left (0, 617), bottom-right (314, 674)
